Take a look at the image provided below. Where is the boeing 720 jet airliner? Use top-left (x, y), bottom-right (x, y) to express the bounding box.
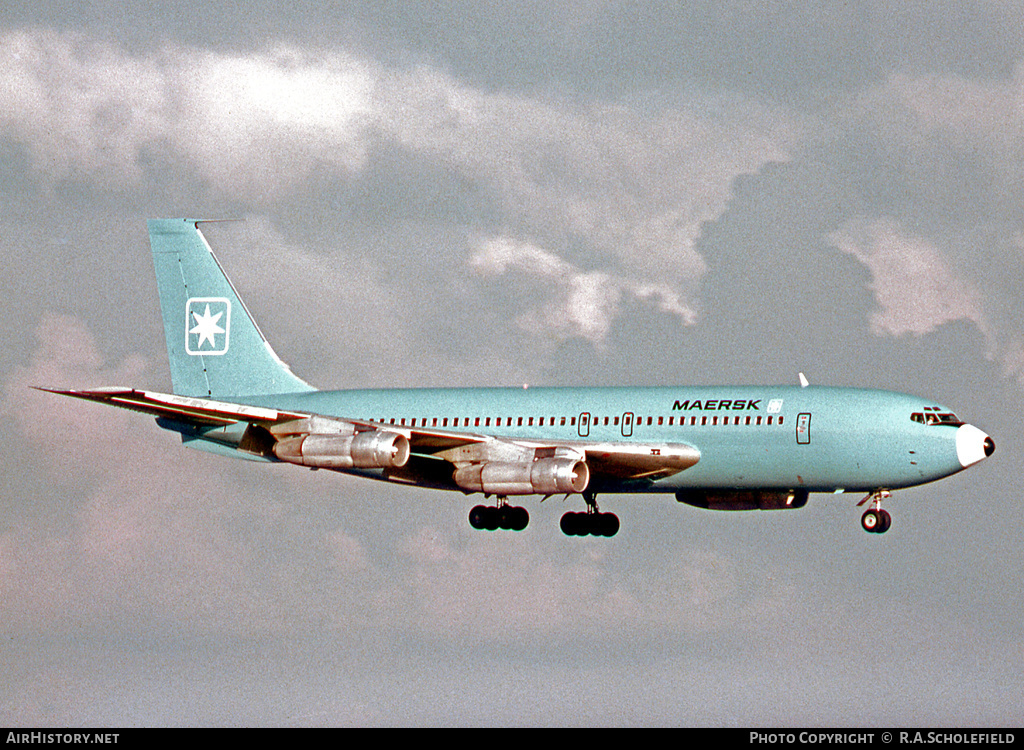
top-left (43, 219), bottom-right (995, 537)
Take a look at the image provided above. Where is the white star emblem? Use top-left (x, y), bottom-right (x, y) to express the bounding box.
top-left (185, 297), bottom-right (231, 355)
top-left (190, 304), bottom-right (225, 349)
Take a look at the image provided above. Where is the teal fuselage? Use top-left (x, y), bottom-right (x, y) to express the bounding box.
top-left (234, 385), bottom-right (965, 495)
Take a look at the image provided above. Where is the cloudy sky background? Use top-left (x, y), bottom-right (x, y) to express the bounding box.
top-left (1, 1), bottom-right (1021, 726)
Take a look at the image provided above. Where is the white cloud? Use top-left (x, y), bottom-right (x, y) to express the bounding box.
top-left (854, 65), bottom-right (1024, 152)
top-left (470, 236), bottom-right (695, 345)
top-left (0, 29), bottom-right (375, 192)
top-left (0, 27), bottom-right (798, 355)
top-left (829, 218), bottom-right (990, 340)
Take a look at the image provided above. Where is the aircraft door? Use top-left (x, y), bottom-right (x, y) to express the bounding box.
top-left (796, 413), bottom-right (811, 444)
top-left (622, 412), bottom-right (634, 437)
top-left (578, 412), bottom-right (591, 438)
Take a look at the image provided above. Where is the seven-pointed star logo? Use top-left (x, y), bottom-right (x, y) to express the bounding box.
top-left (185, 298), bottom-right (231, 355)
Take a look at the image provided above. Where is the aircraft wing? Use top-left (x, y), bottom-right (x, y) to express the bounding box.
top-left (36, 386), bottom-right (311, 427)
top-left (40, 387), bottom-right (699, 489)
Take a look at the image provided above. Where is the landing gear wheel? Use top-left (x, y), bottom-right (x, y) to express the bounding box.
top-left (858, 490), bottom-right (893, 534)
top-left (560, 511), bottom-right (619, 538)
top-left (861, 508), bottom-right (892, 534)
top-left (505, 505), bottom-right (529, 531)
top-left (469, 505), bottom-right (489, 530)
top-left (597, 512), bottom-right (620, 537)
top-left (469, 502), bottom-right (529, 531)
top-left (560, 511), bottom-right (580, 536)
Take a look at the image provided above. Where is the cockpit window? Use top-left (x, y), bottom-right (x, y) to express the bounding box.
top-left (911, 408), bottom-right (963, 426)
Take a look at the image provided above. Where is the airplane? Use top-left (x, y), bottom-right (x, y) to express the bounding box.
top-left (41, 218), bottom-right (996, 537)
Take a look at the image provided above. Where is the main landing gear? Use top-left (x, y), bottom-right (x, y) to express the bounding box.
top-left (561, 491), bottom-right (620, 538)
top-left (467, 491), bottom-right (620, 536)
top-left (469, 499), bottom-right (529, 531)
top-left (859, 490), bottom-right (892, 534)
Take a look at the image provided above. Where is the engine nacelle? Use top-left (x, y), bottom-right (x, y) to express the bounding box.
top-left (675, 489), bottom-right (809, 511)
top-left (453, 458), bottom-right (590, 496)
top-left (274, 430), bottom-right (410, 470)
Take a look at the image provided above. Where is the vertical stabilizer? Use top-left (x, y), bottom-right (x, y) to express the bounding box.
top-left (148, 218), bottom-right (316, 397)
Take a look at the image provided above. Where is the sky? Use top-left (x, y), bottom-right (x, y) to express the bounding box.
top-left (0, 0), bottom-right (1021, 727)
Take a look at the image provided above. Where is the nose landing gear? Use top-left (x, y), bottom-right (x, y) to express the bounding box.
top-left (858, 490), bottom-right (892, 534)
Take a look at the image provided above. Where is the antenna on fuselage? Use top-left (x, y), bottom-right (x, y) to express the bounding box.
top-left (798, 372), bottom-right (810, 388)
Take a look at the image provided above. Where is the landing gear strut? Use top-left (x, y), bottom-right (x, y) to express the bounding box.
top-left (469, 497), bottom-right (529, 531)
top-left (560, 491), bottom-right (620, 537)
top-left (858, 490), bottom-right (892, 534)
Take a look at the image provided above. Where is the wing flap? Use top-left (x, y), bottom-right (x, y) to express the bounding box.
top-left (583, 442), bottom-right (700, 480)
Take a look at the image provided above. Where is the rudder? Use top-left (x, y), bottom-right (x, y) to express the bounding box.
top-left (148, 218), bottom-right (315, 398)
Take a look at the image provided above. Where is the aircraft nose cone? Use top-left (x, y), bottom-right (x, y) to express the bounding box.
top-left (956, 424), bottom-right (994, 468)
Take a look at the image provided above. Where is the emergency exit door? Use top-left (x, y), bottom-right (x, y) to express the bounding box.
top-left (796, 413), bottom-right (811, 444)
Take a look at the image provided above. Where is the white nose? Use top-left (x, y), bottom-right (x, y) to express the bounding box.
top-left (956, 424), bottom-right (995, 468)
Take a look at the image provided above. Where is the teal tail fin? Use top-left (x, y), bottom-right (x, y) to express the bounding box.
top-left (148, 218), bottom-right (316, 398)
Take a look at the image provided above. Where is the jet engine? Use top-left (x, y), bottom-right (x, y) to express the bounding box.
top-left (273, 430), bottom-right (410, 470)
top-left (675, 489), bottom-right (809, 511)
top-left (454, 457), bottom-right (590, 496)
